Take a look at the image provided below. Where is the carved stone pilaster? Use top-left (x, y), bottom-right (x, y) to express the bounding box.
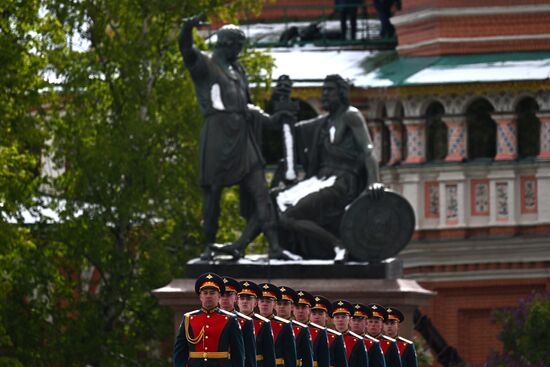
top-left (443, 116), bottom-right (467, 162)
top-left (537, 112), bottom-right (550, 160)
top-left (492, 113), bottom-right (517, 160)
top-left (403, 118), bottom-right (426, 164)
top-left (384, 118), bottom-right (403, 165)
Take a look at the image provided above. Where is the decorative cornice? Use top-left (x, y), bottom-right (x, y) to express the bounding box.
top-left (361, 80), bottom-right (550, 97)
top-left (404, 267), bottom-right (550, 282)
top-left (392, 5), bottom-right (550, 26)
top-left (397, 34), bottom-right (550, 52)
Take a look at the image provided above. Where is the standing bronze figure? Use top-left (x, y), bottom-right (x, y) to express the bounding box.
top-left (179, 16), bottom-right (295, 260)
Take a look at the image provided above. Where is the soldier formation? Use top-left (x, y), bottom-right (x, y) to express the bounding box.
top-left (174, 273), bottom-right (418, 367)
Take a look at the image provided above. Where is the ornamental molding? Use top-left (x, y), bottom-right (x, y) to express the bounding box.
top-left (397, 34), bottom-right (550, 52)
top-left (392, 5), bottom-right (550, 26)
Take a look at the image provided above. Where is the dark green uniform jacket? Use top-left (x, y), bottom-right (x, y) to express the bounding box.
top-left (292, 320), bottom-right (314, 367)
top-left (377, 335), bottom-right (402, 367)
top-left (269, 314), bottom-right (298, 367)
top-left (362, 334), bottom-right (386, 367)
top-left (235, 311), bottom-right (258, 367)
top-left (308, 322), bottom-right (330, 367)
top-left (342, 331), bottom-right (369, 367)
top-left (327, 328), bottom-right (348, 367)
top-left (396, 336), bottom-right (417, 367)
top-left (250, 313), bottom-right (277, 367)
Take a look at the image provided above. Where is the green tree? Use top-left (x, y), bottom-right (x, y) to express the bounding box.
top-left (1, 1), bottom-right (51, 365)
top-left (487, 293), bottom-right (550, 367)
top-left (1, 0), bottom-right (272, 365)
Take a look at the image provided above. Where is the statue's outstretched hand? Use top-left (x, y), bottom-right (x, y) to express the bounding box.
top-left (366, 182), bottom-right (385, 200)
top-left (183, 13), bottom-right (204, 29)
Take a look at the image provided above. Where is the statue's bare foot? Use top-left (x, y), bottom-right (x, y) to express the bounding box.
top-left (210, 243), bottom-right (244, 260)
top-left (199, 248), bottom-right (214, 261)
top-left (333, 246), bottom-right (348, 264)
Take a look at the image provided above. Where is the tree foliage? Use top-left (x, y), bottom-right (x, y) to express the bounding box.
top-left (1, 0), bottom-right (272, 365)
top-left (486, 293), bottom-right (550, 367)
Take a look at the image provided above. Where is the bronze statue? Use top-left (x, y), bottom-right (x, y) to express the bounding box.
top-left (277, 74), bottom-right (384, 262)
top-left (214, 75), bottom-right (385, 262)
top-left (179, 16), bottom-right (297, 260)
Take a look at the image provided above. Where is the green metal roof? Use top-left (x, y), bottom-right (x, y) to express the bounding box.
top-left (358, 51), bottom-right (550, 87)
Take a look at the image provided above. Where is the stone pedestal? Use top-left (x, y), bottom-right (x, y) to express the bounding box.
top-left (185, 257), bottom-right (404, 279)
top-left (153, 263), bottom-right (435, 339)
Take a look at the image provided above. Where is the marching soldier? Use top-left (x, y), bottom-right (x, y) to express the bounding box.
top-left (258, 283), bottom-right (298, 367)
top-left (221, 276), bottom-right (257, 367)
top-left (277, 286), bottom-right (314, 367)
top-left (310, 296), bottom-right (348, 367)
top-left (350, 304), bottom-right (386, 367)
top-left (238, 280), bottom-right (277, 367)
top-left (384, 307), bottom-right (418, 367)
top-left (331, 300), bottom-right (369, 367)
top-left (294, 290), bottom-right (329, 367)
top-left (365, 304), bottom-right (402, 367)
top-left (173, 273), bottom-right (245, 367)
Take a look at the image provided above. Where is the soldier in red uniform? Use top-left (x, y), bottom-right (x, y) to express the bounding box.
top-left (365, 304), bottom-right (401, 367)
top-left (221, 276), bottom-right (257, 367)
top-left (173, 273), bottom-right (245, 367)
top-left (310, 296), bottom-right (348, 367)
top-left (331, 300), bottom-right (369, 367)
top-left (258, 283), bottom-right (298, 367)
top-left (277, 286), bottom-right (314, 367)
top-left (350, 304), bottom-right (385, 367)
top-left (384, 307), bottom-right (417, 367)
top-left (238, 280), bottom-right (277, 367)
top-left (294, 290), bottom-right (330, 367)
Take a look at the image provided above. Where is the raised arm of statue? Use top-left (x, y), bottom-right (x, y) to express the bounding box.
top-left (178, 14), bottom-right (203, 67)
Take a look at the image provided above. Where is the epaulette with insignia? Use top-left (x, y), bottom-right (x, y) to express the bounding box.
top-left (219, 309), bottom-right (238, 317)
top-left (273, 315), bottom-right (291, 324)
top-left (363, 334), bottom-right (379, 343)
top-left (253, 313), bottom-right (270, 323)
top-left (184, 309), bottom-right (200, 317)
top-left (348, 331), bottom-right (364, 339)
top-left (292, 319), bottom-right (308, 328)
top-left (380, 335), bottom-right (396, 342)
top-left (397, 336), bottom-right (413, 344)
top-left (235, 311), bottom-right (252, 321)
top-left (308, 322), bottom-right (324, 330)
top-left (326, 327), bottom-right (342, 336)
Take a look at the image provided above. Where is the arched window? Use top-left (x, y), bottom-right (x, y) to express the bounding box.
top-left (515, 97), bottom-right (540, 159)
top-left (466, 99), bottom-right (496, 160)
top-left (425, 102), bottom-right (447, 161)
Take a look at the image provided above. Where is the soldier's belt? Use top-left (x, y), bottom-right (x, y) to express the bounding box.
top-left (256, 355), bottom-right (264, 361)
top-left (275, 358), bottom-right (285, 366)
top-left (189, 352), bottom-right (230, 359)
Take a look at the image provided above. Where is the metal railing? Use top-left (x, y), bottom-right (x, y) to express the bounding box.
top-left (216, 3), bottom-right (398, 49)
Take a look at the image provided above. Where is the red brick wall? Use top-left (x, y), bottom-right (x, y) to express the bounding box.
top-left (394, 1), bottom-right (550, 56)
top-left (418, 277), bottom-right (550, 365)
top-left (401, 0), bottom-right (550, 14)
